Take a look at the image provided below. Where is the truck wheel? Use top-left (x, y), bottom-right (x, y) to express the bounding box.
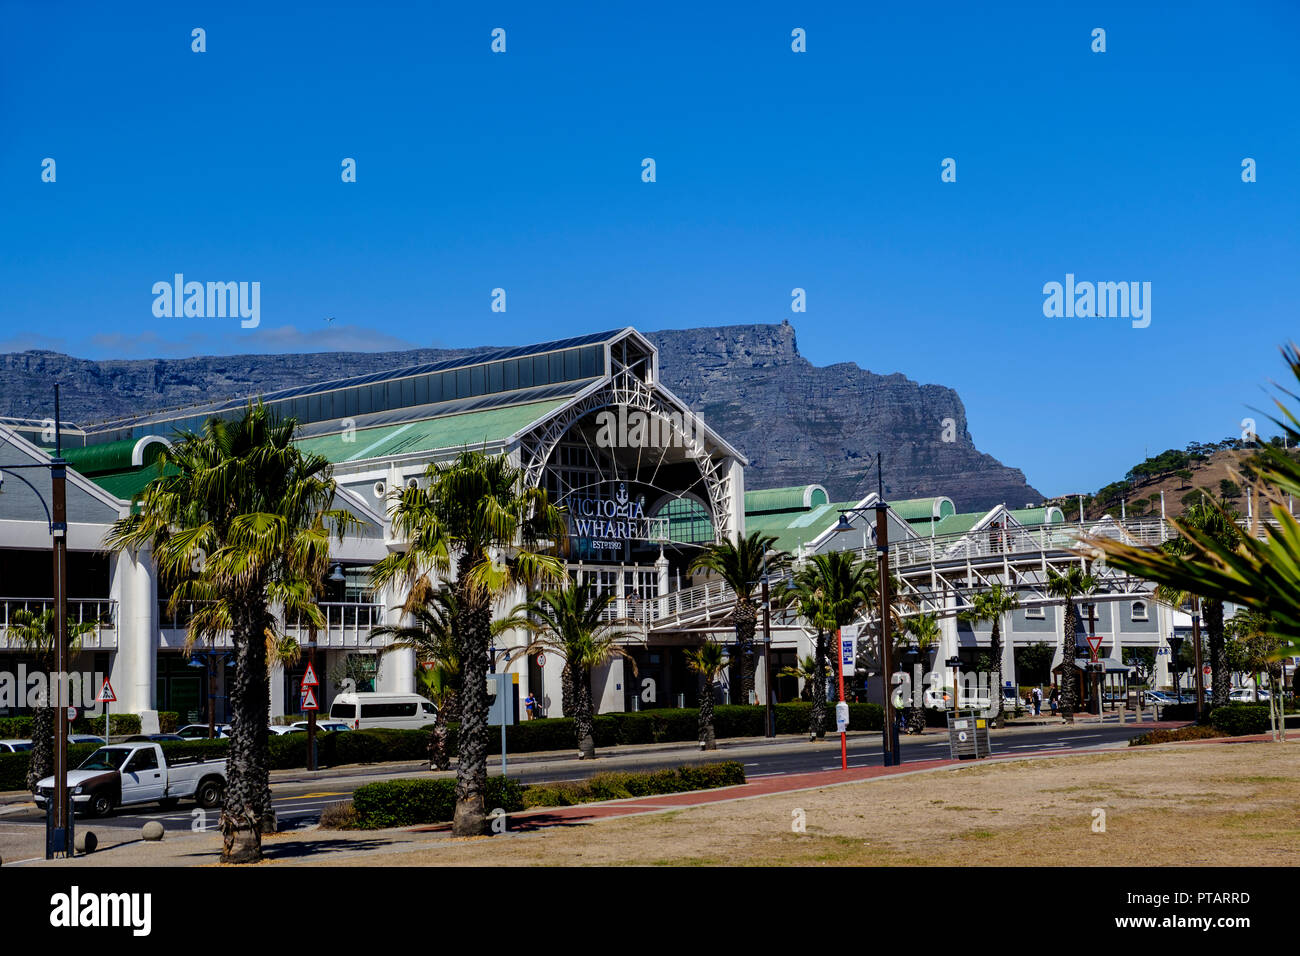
top-left (89, 791), bottom-right (115, 818)
top-left (196, 778), bottom-right (223, 810)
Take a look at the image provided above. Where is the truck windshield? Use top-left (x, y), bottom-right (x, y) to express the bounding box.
top-left (78, 747), bottom-right (134, 772)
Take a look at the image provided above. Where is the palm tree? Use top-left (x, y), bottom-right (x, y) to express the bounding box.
top-left (8, 609), bottom-right (94, 790)
top-left (690, 532), bottom-right (788, 706)
top-left (369, 587), bottom-right (465, 769)
top-left (685, 641), bottom-right (728, 749)
top-left (959, 585), bottom-right (1021, 724)
top-left (777, 551), bottom-right (875, 739)
top-left (1045, 566), bottom-right (1096, 723)
top-left (778, 655), bottom-right (818, 701)
top-left (369, 449), bottom-right (566, 835)
top-left (510, 583), bottom-right (638, 758)
top-left (1088, 344), bottom-right (1300, 667)
top-left (104, 401), bottom-right (351, 863)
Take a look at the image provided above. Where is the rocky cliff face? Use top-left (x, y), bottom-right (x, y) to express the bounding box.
top-left (648, 322), bottom-right (1041, 511)
top-left (0, 323), bottom-right (1040, 511)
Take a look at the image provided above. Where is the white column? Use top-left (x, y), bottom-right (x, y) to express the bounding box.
top-left (269, 662), bottom-right (285, 717)
top-left (110, 548), bottom-right (158, 717)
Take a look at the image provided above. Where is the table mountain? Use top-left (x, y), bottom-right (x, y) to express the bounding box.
top-left (0, 322), bottom-right (1040, 511)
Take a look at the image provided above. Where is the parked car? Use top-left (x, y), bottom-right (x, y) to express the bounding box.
top-left (1143, 690), bottom-right (1178, 706)
top-left (267, 725), bottom-right (306, 736)
top-left (34, 741), bottom-right (227, 817)
top-left (68, 734), bottom-right (106, 746)
top-left (290, 720), bottom-right (351, 733)
top-left (123, 733), bottom-right (186, 742)
top-left (328, 692), bottom-right (438, 730)
top-left (176, 724), bottom-right (232, 739)
top-left (1229, 688), bottom-right (1271, 703)
top-left (0, 739), bottom-right (32, 753)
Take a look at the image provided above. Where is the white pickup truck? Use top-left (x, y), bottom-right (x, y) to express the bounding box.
top-left (35, 742), bottom-right (226, 817)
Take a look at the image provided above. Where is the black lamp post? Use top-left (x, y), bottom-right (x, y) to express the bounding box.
top-left (1168, 635), bottom-right (1184, 702)
top-left (832, 453), bottom-right (899, 766)
top-left (0, 386), bottom-right (72, 858)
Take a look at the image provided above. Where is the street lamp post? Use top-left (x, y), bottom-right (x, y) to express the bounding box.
top-left (1, 386), bottom-right (72, 858)
top-left (833, 453), bottom-right (900, 766)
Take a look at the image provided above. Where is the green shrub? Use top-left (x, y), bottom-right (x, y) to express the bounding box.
top-left (1159, 703), bottom-right (1197, 722)
top-left (521, 761), bottom-right (745, 808)
top-left (1207, 704), bottom-right (1271, 736)
top-left (2, 713), bottom-right (144, 738)
top-left (351, 776), bottom-right (524, 828)
top-left (0, 742), bottom-right (104, 792)
top-left (1129, 725), bottom-right (1225, 746)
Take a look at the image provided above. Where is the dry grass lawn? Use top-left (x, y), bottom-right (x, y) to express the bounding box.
top-left (293, 743), bottom-right (1300, 867)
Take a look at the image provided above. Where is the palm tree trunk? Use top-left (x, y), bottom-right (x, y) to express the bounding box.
top-left (698, 681), bottom-right (716, 750)
top-left (26, 703), bottom-right (53, 791)
top-left (1205, 599), bottom-right (1229, 708)
top-left (811, 631), bottom-right (827, 739)
top-left (560, 661), bottom-right (574, 717)
top-left (735, 599), bottom-right (758, 705)
top-left (574, 666), bottom-right (596, 758)
top-left (428, 714), bottom-right (450, 770)
top-left (1060, 604), bottom-right (1076, 723)
top-left (222, 603), bottom-right (271, 863)
top-left (452, 579), bottom-right (491, 837)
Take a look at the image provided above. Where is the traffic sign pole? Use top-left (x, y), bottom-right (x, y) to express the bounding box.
top-left (97, 680), bottom-right (117, 744)
top-left (836, 629), bottom-right (847, 770)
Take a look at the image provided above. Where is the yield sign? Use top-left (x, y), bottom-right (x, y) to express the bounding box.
top-left (301, 662), bottom-right (319, 687)
top-left (300, 686), bottom-right (319, 711)
top-left (97, 679), bottom-right (117, 703)
top-left (1086, 635), bottom-right (1103, 660)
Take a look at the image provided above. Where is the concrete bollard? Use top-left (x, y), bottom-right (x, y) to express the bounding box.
top-left (141, 821), bottom-right (165, 842)
top-left (75, 831), bottom-right (97, 854)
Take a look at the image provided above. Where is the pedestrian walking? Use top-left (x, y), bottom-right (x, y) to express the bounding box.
top-left (524, 692), bottom-right (537, 720)
top-left (1031, 686), bottom-right (1042, 716)
top-left (1049, 685), bottom-right (1059, 716)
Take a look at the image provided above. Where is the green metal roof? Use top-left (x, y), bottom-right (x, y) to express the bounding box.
top-left (744, 500), bottom-right (859, 552)
top-left (85, 461), bottom-right (177, 503)
top-left (62, 437), bottom-right (168, 476)
top-left (1008, 507), bottom-right (1062, 526)
top-left (294, 398), bottom-right (570, 464)
top-left (744, 484), bottom-right (829, 515)
top-left (923, 511), bottom-right (988, 537)
top-left (890, 496), bottom-right (956, 522)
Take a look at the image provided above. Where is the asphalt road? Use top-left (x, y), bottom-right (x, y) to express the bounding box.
top-left (0, 717), bottom-right (1159, 835)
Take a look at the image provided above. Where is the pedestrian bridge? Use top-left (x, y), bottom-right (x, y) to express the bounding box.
top-left (628, 516), bottom-right (1255, 635)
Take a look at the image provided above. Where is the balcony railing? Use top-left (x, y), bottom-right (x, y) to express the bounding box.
top-left (0, 598), bottom-right (119, 650)
top-left (285, 602), bottom-right (388, 649)
top-left (161, 600), bottom-right (389, 650)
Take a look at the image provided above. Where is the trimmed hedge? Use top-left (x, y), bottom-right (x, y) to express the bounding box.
top-left (1129, 725), bottom-right (1225, 746)
top-left (523, 761), bottom-right (745, 807)
top-left (0, 713), bottom-right (144, 738)
top-left (351, 776), bottom-right (524, 828)
top-left (1207, 704), bottom-right (1272, 736)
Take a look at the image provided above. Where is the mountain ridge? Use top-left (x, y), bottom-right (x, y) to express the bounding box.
top-left (0, 322), bottom-right (1042, 512)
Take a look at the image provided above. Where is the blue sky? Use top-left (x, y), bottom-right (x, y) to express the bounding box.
top-left (2, 0), bottom-right (1297, 497)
